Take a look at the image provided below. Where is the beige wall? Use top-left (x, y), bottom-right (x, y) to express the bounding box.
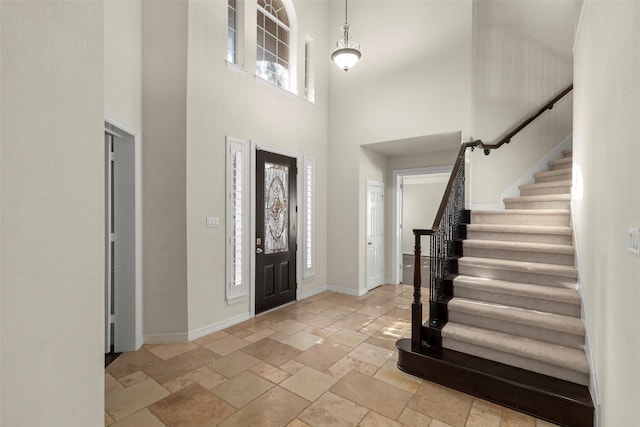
top-left (0, 1), bottom-right (104, 425)
top-left (105, 0), bottom-right (142, 131)
top-left (139, 0), bottom-right (329, 337)
top-left (573, 2), bottom-right (640, 425)
top-left (468, 0), bottom-right (574, 207)
top-left (328, 0), bottom-right (473, 291)
top-left (142, 0), bottom-right (190, 337)
top-left (184, 0), bottom-right (329, 331)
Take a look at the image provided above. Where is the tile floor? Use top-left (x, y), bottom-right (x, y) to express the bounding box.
top-left (105, 284), bottom-right (561, 427)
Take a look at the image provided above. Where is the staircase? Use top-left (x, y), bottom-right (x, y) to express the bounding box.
top-left (442, 149), bottom-right (590, 387)
top-left (397, 148), bottom-right (594, 427)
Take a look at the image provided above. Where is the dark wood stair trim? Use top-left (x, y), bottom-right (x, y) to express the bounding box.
top-left (396, 338), bottom-right (594, 427)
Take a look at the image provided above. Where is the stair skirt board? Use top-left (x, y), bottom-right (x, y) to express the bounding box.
top-left (396, 338), bottom-right (594, 427)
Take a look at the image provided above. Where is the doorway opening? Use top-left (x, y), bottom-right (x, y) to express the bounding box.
top-left (104, 120), bottom-right (142, 365)
top-left (392, 167), bottom-right (452, 285)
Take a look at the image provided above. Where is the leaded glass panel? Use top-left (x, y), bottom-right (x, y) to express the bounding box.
top-left (264, 162), bottom-right (288, 254)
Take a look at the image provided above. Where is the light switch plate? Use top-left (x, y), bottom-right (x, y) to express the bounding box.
top-left (206, 217), bottom-right (220, 228)
top-left (628, 227), bottom-right (639, 255)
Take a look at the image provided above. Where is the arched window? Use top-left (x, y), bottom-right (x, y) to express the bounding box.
top-left (256, 0), bottom-right (291, 89)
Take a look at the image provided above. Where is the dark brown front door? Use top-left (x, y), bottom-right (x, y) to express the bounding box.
top-left (255, 150), bottom-right (297, 314)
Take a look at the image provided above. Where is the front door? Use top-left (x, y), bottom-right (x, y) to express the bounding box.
top-left (256, 150), bottom-right (297, 314)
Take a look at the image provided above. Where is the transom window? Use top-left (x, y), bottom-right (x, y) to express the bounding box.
top-left (227, 0), bottom-right (238, 63)
top-left (256, 0), bottom-right (290, 88)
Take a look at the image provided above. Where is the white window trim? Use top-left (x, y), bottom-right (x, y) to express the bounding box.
top-left (226, 137), bottom-right (250, 304)
top-left (303, 156), bottom-right (315, 280)
top-left (304, 36), bottom-right (315, 104)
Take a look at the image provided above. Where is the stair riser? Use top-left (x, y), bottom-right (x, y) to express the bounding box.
top-left (466, 231), bottom-right (573, 245)
top-left (442, 338), bottom-right (589, 386)
top-left (520, 186), bottom-right (571, 197)
top-left (453, 286), bottom-right (581, 317)
top-left (505, 200), bottom-right (571, 210)
top-left (458, 264), bottom-right (576, 288)
top-left (463, 247), bottom-right (575, 266)
top-left (448, 311), bottom-right (584, 349)
top-left (471, 213), bottom-right (571, 227)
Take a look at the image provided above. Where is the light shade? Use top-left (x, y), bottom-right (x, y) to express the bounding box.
top-left (331, 1), bottom-right (361, 72)
top-left (331, 47), bottom-right (361, 71)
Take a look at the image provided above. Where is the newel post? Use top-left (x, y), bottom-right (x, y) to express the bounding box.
top-left (412, 232), bottom-right (423, 348)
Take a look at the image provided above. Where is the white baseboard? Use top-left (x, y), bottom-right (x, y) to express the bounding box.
top-left (327, 284), bottom-right (367, 297)
top-left (188, 312), bottom-right (252, 342)
top-left (297, 284), bottom-right (328, 300)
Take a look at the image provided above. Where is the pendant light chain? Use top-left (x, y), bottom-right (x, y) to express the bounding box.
top-left (345, 0), bottom-right (348, 25)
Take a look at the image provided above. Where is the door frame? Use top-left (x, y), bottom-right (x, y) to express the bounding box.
top-left (250, 141), bottom-right (303, 317)
top-left (105, 116), bottom-right (143, 352)
top-left (391, 165), bottom-right (452, 285)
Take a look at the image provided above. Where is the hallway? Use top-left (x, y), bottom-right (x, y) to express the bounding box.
top-left (105, 285), bottom-right (560, 426)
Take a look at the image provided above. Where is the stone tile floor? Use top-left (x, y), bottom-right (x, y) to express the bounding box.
top-left (105, 284), bottom-right (561, 427)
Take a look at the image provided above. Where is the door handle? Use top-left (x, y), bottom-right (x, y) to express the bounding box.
top-left (256, 248), bottom-right (263, 254)
top-left (368, 242), bottom-right (373, 245)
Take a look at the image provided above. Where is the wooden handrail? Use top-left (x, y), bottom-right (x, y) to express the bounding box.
top-left (477, 83), bottom-right (573, 155)
top-left (429, 140), bottom-right (481, 231)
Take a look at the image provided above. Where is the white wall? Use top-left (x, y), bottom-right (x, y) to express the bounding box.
top-left (328, 0), bottom-right (473, 292)
top-left (573, 3), bottom-right (640, 425)
top-left (0, 1), bottom-right (104, 425)
top-left (468, 0), bottom-right (574, 207)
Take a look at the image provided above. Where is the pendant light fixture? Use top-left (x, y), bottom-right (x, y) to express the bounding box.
top-left (331, 0), bottom-right (361, 71)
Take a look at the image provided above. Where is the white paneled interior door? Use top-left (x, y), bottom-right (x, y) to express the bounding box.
top-left (366, 181), bottom-right (384, 290)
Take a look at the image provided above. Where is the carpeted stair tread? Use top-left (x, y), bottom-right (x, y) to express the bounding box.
top-left (562, 149), bottom-right (573, 157)
top-left (548, 157), bottom-right (573, 170)
top-left (454, 275), bottom-right (581, 305)
top-left (466, 225), bottom-right (573, 245)
top-left (448, 297), bottom-right (585, 336)
top-left (518, 180), bottom-right (572, 196)
top-left (471, 209), bottom-right (571, 227)
top-left (504, 194), bottom-right (571, 203)
top-left (533, 169), bottom-right (572, 183)
top-left (463, 239), bottom-right (575, 265)
top-left (464, 239), bottom-right (574, 254)
top-left (459, 257), bottom-right (578, 279)
top-left (466, 223), bottom-right (572, 236)
top-left (504, 194), bottom-right (571, 210)
top-left (442, 323), bottom-right (590, 377)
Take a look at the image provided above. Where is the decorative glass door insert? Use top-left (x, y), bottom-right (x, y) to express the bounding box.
top-left (264, 162), bottom-right (289, 254)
